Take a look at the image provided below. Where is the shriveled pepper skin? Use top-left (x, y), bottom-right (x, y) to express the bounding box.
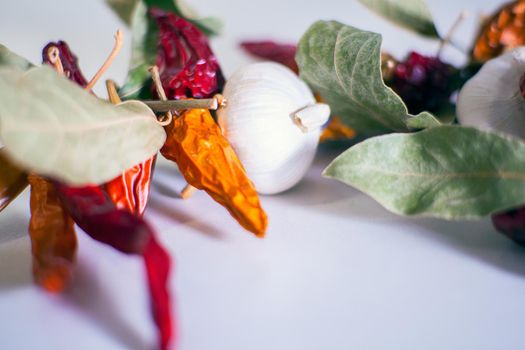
top-left (472, 0), bottom-right (525, 62)
top-left (42, 41), bottom-right (89, 86)
top-left (0, 151), bottom-right (28, 213)
top-left (55, 184), bottom-right (174, 350)
top-left (105, 158), bottom-right (156, 216)
top-left (152, 8), bottom-right (224, 99)
top-left (161, 108), bottom-right (268, 237)
top-left (240, 41), bottom-right (298, 73)
top-left (28, 175), bottom-right (77, 293)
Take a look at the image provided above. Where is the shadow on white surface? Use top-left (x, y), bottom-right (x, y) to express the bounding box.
top-left (63, 257), bottom-right (153, 350)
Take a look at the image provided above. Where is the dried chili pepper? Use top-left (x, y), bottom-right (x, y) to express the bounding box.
top-left (160, 108), bottom-right (268, 237)
top-left (240, 41), bottom-right (298, 73)
top-left (54, 184), bottom-right (173, 350)
top-left (105, 80), bottom-right (156, 216)
top-left (0, 151), bottom-right (28, 212)
top-left (472, 0), bottom-right (525, 62)
top-left (492, 205), bottom-right (525, 246)
top-left (42, 41), bottom-right (88, 85)
top-left (320, 116), bottom-right (356, 142)
top-left (28, 175), bottom-right (77, 292)
top-left (42, 41), bottom-right (174, 350)
top-left (152, 8), bottom-right (225, 99)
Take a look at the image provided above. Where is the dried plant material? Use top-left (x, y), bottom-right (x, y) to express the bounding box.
top-left (0, 66), bottom-right (165, 186)
top-left (28, 175), bottom-right (77, 293)
top-left (472, 0), bottom-right (525, 62)
top-left (105, 80), bottom-right (156, 216)
top-left (0, 150), bottom-right (28, 212)
top-left (240, 41), bottom-right (298, 73)
top-left (161, 108), bottom-right (268, 236)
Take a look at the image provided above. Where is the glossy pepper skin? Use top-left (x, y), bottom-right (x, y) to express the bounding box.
top-left (152, 8), bottom-right (225, 99)
top-left (28, 175), bottom-right (77, 292)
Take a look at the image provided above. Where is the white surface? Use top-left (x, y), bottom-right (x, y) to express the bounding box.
top-left (1, 1), bottom-right (525, 350)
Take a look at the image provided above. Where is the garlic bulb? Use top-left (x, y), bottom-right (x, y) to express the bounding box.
top-left (217, 62), bottom-right (330, 194)
top-left (457, 48), bottom-right (525, 139)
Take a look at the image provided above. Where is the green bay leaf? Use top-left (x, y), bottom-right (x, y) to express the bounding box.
top-left (0, 66), bottom-right (166, 186)
top-left (0, 43), bottom-right (33, 71)
top-left (358, 0), bottom-right (439, 38)
top-left (324, 125), bottom-right (525, 219)
top-left (296, 21), bottom-right (436, 136)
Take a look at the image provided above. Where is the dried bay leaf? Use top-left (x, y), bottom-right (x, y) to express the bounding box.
top-left (324, 126), bottom-right (525, 219)
top-left (0, 66), bottom-right (166, 186)
top-left (358, 0), bottom-right (439, 38)
top-left (296, 21), bottom-right (437, 136)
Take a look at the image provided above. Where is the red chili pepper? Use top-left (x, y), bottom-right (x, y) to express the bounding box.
top-left (55, 184), bottom-right (174, 350)
top-left (41, 41), bottom-right (174, 350)
top-left (240, 40), bottom-right (298, 73)
top-left (42, 41), bottom-right (89, 86)
top-left (152, 8), bottom-right (224, 99)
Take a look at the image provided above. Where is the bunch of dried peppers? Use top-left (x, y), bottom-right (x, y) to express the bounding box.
top-left (0, 6), bottom-right (268, 350)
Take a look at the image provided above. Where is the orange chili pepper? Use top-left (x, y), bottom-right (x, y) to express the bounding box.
top-left (320, 116), bottom-right (356, 142)
top-left (28, 175), bottom-right (77, 293)
top-left (0, 151), bottom-right (28, 212)
top-left (472, 0), bottom-right (525, 62)
top-left (104, 80), bottom-right (156, 216)
top-left (105, 159), bottom-right (156, 216)
top-left (160, 108), bottom-right (268, 237)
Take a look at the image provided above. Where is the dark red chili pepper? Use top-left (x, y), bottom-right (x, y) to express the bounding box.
top-left (151, 8), bottom-right (224, 99)
top-left (240, 40), bottom-right (298, 73)
top-left (41, 42), bottom-right (174, 350)
top-left (492, 206), bottom-right (525, 246)
top-left (55, 184), bottom-right (174, 349)
top-left (42, 41), bottom-right (89, 86)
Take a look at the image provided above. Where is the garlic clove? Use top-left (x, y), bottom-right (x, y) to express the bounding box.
top-left (292, 103), bottom-right (331, 133)
top-left (217, 62), bottom-right (329, 195)
top-left (457, 47), bottom-right (525, 139)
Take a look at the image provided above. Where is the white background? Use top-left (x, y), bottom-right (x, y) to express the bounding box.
top-left (1, 0), bottom-right (524, 349)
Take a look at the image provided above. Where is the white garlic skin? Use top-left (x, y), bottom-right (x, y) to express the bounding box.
top-left (217, 62), bottom-right (330, 194)
top-left (457, 48), bottom-right (525, 139)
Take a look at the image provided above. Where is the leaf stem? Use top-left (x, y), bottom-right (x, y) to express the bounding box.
top-left (85, 30), bottom-right (123, 91)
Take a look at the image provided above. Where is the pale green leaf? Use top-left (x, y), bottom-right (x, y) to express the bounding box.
top-left (0, 43), bottom-right (33, 71)
top-left (296, 21), bottom-right (436, 136)
top-left (358, 0), bottom-right (439, 38)
top-left (324, 125), bottom-right (525, 219)
top-left (0, 66), bottom-right (166, 186)
top-left (406, 113), bottom-right (441, 129)
top-left (106, 0), bottom-right (140, 26)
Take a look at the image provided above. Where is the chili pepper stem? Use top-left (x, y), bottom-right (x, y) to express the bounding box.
top-left (85, 30), bottom-right (123, 91)
top-left (106, 80), bottom-right (122, 104)
top-left (149, 66), bottom-right (174, 126)
top-left (47, 47), bottom-right (64, 75)
top-left (180, 185), bottom-right (197, 199)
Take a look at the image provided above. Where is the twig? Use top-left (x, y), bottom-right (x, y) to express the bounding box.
top-left (148, 66), bottom-right (198, 200)
top-left (106, 80), bottom-right (122, 104)
top-left (438, 11), bottom-right (468, 57)
top-left (85, 30), bottom-right (123, 91)
top-left (143, 99), bottom-right (219, 112)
